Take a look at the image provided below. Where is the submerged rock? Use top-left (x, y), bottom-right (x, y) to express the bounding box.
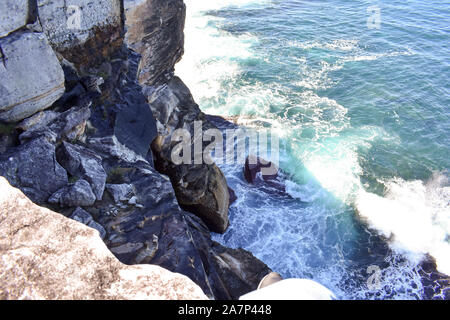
top-left (228, 187), bottom-right (238, 205)
top-left (0, 177), bottom-right (207, 300)
top-left (243, 155), bottom-right (287, 195)
top-left (419, 255), bottom-right (450, 300)
top-left (244, 155), bottom-right (279, 184)
top-left (0, 31), bottom-right (65, 122)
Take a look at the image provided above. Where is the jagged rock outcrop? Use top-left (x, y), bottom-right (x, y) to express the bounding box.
top-left (0, 31), bottom-right (65, 122)
top-left (147, 77), bottom-right (230, 234)
top-left (0, 177), bottom-right (207, 300)
top-left (124, 0), bottom-right (185, 85)
top-left (123, 1), bottom-right (230, 234)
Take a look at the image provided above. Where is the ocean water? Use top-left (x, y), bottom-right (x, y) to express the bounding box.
top-left (176, 0), bottom-right (450, 299)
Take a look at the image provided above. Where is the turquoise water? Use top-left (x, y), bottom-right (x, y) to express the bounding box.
top-left (176, 0), bottom-right (450, 299)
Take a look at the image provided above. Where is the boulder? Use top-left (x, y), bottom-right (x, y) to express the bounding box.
top-left (0, 177), bottom-right (207, 300)
top-left (168, 164), bottom-right (230, 234)
top-left (37, 0), bottom-right (124, 72)
top-left (0, 137), bottom-right (68, 203)
top-left (56, 142), bottom-right (107, 201)
top-left (0, 0), bottom-right (36, 38)
top-left (0, 31), bottom-right (65, 122)
top-left (124, 0), bottom-right (186, 85)
top-left (48, 179), bottom-right (97, 207)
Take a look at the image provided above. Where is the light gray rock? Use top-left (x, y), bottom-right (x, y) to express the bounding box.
top-left (0, 31), bottom-right (65, 122)
top-left (49, 179), bottom-right (97, 207)
top-left (0, 177), bottom-right (208, 300)
top-left (37, 0), bottom-right (123, 72)
top-left (70, 207), bottom-right (106, 239)
top-left (37, 0), bottom-right (122, 49)
top-left (0, 0), bottom-right (35, 38)
top-left (56, 142), bottom-right (107, 201)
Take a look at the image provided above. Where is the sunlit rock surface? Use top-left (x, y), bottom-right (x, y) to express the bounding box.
top-left (0, 177), bottom-right (207, 300)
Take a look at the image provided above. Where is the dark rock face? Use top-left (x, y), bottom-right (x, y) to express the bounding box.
top-left (56, 142), bottom-right (107, 201)
top-left (0, 137), bottom-right (68, 203)
top-left (148, 77), bottom-right (230, 234)
top-left (228, 187), bottom-right (237, 205)
top-left (124, 0), bottom-right (185, 85)
top-left (49, 179), bottom-right (96, 207)
top-left (114, 92), bottom-right (157, 159)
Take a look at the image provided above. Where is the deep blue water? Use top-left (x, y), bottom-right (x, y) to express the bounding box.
top-left (176, 0), bottom-right (450, 299)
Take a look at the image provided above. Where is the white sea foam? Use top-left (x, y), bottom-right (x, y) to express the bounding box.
top-left (356, 173), bottom-right (450, 275)
top-left (289, 39), bottom-right (359, 52)
top-left (176, 0), bottom-right (266, 103)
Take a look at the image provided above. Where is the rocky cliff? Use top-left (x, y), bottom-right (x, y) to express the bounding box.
top-left (0, 0), bottom-right (270, 300)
